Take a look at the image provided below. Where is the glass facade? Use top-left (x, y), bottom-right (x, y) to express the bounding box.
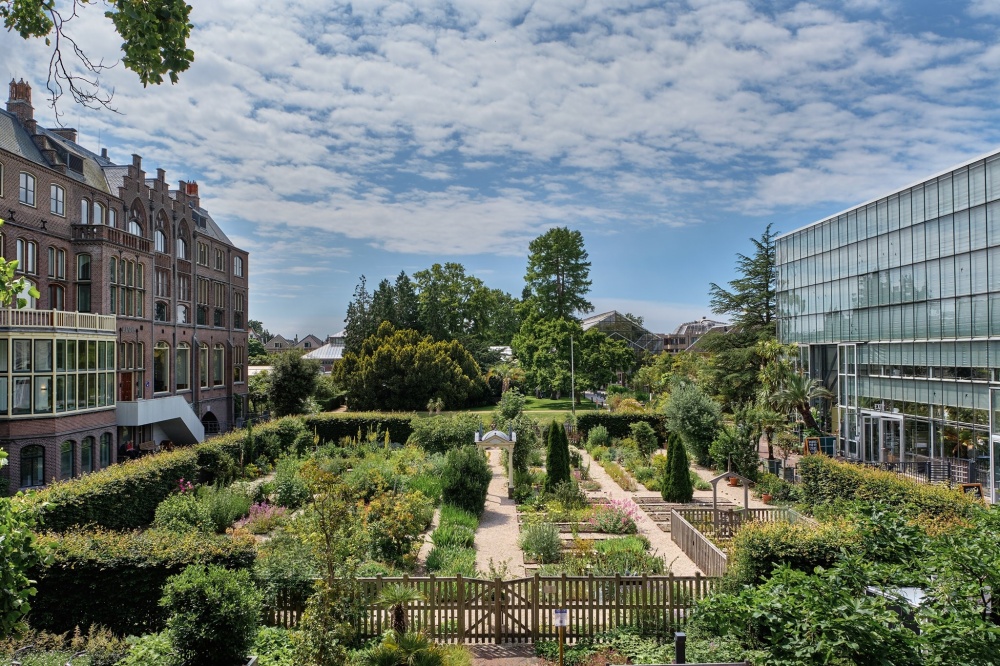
top-left (776, 153), bottom-right (1000, 501)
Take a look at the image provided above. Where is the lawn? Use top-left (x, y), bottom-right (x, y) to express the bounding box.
top-left (443, 395), bottom-right (602, 421)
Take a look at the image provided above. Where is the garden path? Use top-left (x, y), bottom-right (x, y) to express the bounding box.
top-left (575, 447), bottom-right (702, 576)
top-left (474, 449), bottom-right (526, 577)
top-left (469, 644), bottom-right (541, 665)
top-left (415, 506), bottom-right (442, 574)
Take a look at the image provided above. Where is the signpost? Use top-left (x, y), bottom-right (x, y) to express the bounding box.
top-left (553, 609), bottom-right (568, 666)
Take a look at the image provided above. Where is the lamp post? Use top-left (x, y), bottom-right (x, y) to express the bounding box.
top-left (570, 335), bottom-right (575, 420)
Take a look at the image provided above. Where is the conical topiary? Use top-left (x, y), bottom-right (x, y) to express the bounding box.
top-left (662, 433), bottom-right (694, 502)
top-left (545, 420), bottom-right (571, 492)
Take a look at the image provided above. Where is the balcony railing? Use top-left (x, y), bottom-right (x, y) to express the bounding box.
top-left (72, 224), bottom-right (152, 253)
top-left (0, 308), bottom-right (116, 332)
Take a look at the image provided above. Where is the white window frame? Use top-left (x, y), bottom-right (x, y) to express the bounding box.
top-left (50, 184), bottom-right (65, 216)
top-left (19, 172), bottom-right (35, 207)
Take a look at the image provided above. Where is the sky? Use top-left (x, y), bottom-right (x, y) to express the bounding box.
top-left (5, 0), bottom-right (1000, 338)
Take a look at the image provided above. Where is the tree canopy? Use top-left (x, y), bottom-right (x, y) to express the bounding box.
top-left (267, 352), bottom-right (320, 417)
top-left (523, 227), bottom-right (593, 320)
top-left (708, 223), bottom-right (778, 333)
top-left (333, 323), bottom-right (489, 412)
top-left (3, 0), bottom-right (194, 111)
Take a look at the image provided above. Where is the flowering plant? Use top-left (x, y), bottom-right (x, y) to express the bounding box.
top-left (590, 498), bottom-right (640, 534)
top-left (233, 502), bottom-right (287, 534)
top-left (177, 478), bottom-right (194, 494)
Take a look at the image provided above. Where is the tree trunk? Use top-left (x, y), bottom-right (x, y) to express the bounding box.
top-left (798, 404), bottom-right (820, 433)
top-left (764, 428), bottom-right (775, 460)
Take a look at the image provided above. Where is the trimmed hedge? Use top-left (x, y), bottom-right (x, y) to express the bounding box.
top-left (17, 417), bottom-right (308, 532)
top-left (576, 413), bottom-right (668, 442)
top-left (797, 455), bottom-right (980, 522)
top-left (30, 528), bottom-right (256, 635)
top-left (727, 519), bottom-right (861, 587)
top-left (302, 412), bottom-right (415, 445)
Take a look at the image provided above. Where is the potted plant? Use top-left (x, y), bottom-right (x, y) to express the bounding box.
top-left (728, 475), bottom-right (740, 487)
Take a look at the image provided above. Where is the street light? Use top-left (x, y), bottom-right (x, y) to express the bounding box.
top-left (570, 335), bottom-right (575, 420)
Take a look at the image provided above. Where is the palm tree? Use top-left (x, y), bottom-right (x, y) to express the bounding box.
top-left (377, 584), bottom-right (425, 635)
top-left (772, 373), bottom-right (834, 434)
top-left (488, 362), bottom-right (525, 394)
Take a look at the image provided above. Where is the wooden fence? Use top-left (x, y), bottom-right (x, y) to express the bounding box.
top-left (266, 574), bottom-right (718, 643)
top-left (670, 507), bottom-right (816, 576)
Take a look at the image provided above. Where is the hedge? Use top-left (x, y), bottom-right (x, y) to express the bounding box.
top-left (797, 455), bottom-right (980, 522)
top-left (302, 412), bottom-right (416, 445)
top-left (17, 417), bottom-right (308, 532)
top-left (30, 528), bottom-right (256, 635)
top-left (727, 519), bottom-right (861, 587)
top-left (576, 413), bottom-right (668, 442)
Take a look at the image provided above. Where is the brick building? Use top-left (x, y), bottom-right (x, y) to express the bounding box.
top-left (0, 79), bottom-right (249, 493)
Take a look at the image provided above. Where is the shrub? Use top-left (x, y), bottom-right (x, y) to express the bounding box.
top-left (273, 456), bottom-right (310, 509)
top-left (154, 491), bottom-right (213, 533)
top-left (577, 413), bottom-right (668, 441)
top-left (439, 504), bottom-right (479, 531)
top-left (544, 421), bottom-right (571, 492)
top-left (587, 425), bottom-right (611, 448)
top-left (727, 519), bottom-right (861, 587)
top-left (302, 412), bottom-right (415, 446)
top-left (548, 480), bottom-right (589, 510)
top-left (200, 484), bottom-right (253, 533)
top-left (629, 421), bottom-right (659, 457)
top-left (755, 472), bottom-right (799, 503)
top-left (797, 455), bottom-right (979, 522)
top-left (363, 491), bottom-right (434, 565)
top-left (117, 631), bottom-right (175, 666)
top-left (664, 383), bottom-right (720, 467)
top-left (519, 522), bottom-right (562, 563)
top-left (162, 564), bottom-right (263, 666)
top-left (254, 530), bottom-right (319, 612)
top-left (441, 447), bottom-right (492, 516)
top-left (407, 413), bottom-right (482, 453)
top-left (31, 528), bottom-right (256, 635)
top-left (709, 417), bottom-right (760, 481)
top-left (590, 499), bottom-right (640, 534)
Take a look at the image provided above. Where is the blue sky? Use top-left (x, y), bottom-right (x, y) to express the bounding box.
top-left (5, 0), bottom-right (1000, 337)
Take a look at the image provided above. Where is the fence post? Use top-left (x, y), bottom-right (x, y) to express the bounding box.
top-left (494, 577), bottom-right (503, 644)
top-left (457, 574), bottom-right (465, 642)
top-left (674, 631), bottom-right (686, 664)
top-left (428, 573), bottom-right (436, 639)
top-left (532, 573), bottom-right (540, 643)
top-left (667, 572), bottom-right (674, 632)
top-left (376, 575), bottom-right (384, 635)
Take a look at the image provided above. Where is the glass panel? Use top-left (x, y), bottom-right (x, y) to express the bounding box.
top-left (13, 340), bottom-right (31, 372)
top-left (60, 441), bottom-right (73, 480)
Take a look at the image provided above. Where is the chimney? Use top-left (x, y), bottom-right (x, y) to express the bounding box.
top-left (185, 181), bottom-right (200, 207)
top-left (101, 148), bottom-right (108, 160)
top-left (7, 79), bottom-right (34, 128)
top-left (49, 127), bottom-right (78, 143)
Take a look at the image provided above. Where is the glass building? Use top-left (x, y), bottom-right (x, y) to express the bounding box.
top-left (775, 150), bottom-right (1000, 501)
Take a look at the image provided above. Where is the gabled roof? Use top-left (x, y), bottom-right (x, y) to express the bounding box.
top-left (302, 343), bottom-right (345, 362)
top-left (0, 109), bottom-right (45, 165)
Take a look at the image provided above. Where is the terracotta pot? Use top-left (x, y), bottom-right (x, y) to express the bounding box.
top-left (761, 493), bottom-right (773, 504)
top-left (728, 476), bottom-right (739, 487)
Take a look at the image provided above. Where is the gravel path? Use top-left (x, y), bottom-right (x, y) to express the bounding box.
top-left (575, 447), bottom-right (702, 576)
top-left (469, 644), bottom-right (541, 665)
top-left (474, 449), bottom-right (526, 577)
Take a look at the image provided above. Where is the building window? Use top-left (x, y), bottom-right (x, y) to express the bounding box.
top-left (99, 433), bottom-right (112, 467)
top-left (197, 278), bottom-right (209, 307)
top-left (110, 258), bottom-right (144, 318)
top-left (80, 199), bottom-right (90, 224)
top-left (77, 253), bottom-right (91, 313)
top-left (0, 162), bottom-right (3, 196)
top-left (49, 284), bottom-right (64, 310)
top-left (213, 344), bottom-right (224, 386)
top-left (154, 300), bottom-right (169, 322)
top-left (153, 341), bottom-right (170, 393)
top-left (77, 253), bottom-right (91, 280)
top-left (47, 247), bottom-right (65, 279)
top-left (60, 440), bottom-right (75, 480)
top-left (18, 172), bottom-right (35, 206)
top-left (176, 342), bottom-right (190, 390)
top-left (234, 291), bottom-right (244, 329)
top-left (16, 239), bottom-right (37, 274)
top-left (128, 218), bottom-right (142, 236)
top-left (178, 275), bottom-right (191, 301)
top-left (177, 304), bottom-right (190, 324)
top-left (197, 306), bottom-right (207, 326)
top-left (213, 282), bottom-right (225, 308)
top-left (214, 248), bottom-right (224, 271)
top-left (234, 344), bottom-right (244, 384)
top-left (155, 228), bottom-right (166, 253)
top-left (50, 184), bottom-right (65, 216)
top-left (234, 256), bottom-right (244, 277)
top-left (199, 343), bottom-right (209, 388)
top-left (81, 436), bottom-right (95, 474)
top-left (20, 445), bottom-right (44, 488)
top-left (197, 242), bottom-right (209, 266)
top-left (177, 236), bottom-right (188, 259)
top-left (155, 269), bottom-right (169, 298)
top-left (108, 208), bottom-right (117, 228)
top-left (94, 202), bottom-right (106, 225)
top-left (16, 280), bottom-right (37, 309)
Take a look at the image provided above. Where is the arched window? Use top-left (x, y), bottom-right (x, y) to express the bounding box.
top-left (60, 440), bottom-right (75, 480)
top-left (80, 199), bottom-right (90, 225)
top-left (19, 172), bottom-right (35, 206)
top-left (176, 236), bottom-right (188, 259)
top-left (177, 304), bottom-right (190, 324)
top-left (99, 433), bottom-right (112, 468)
top-left (81, 436), bottom-right (95, 474)
top-left (155, 229), bottom-right (166, 253)
top-left (155, 301), bottom-right (169, 322)
top-left (128, 218), bottom-right (142, 236)
top-left (20, 445), bottom-right (45, 487)
top-left (49, 284), bottom-right (64, 310)
top-left (108, 207), bottom-right (117, 228)
top-left (17, 279), bottom-right (37, 309)
top-left (176, 343), bottom-right (190, 391)
top-left (153, 341), bottom-right (170, 393)
top-left (94, 202), bottom-right (106, 225)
